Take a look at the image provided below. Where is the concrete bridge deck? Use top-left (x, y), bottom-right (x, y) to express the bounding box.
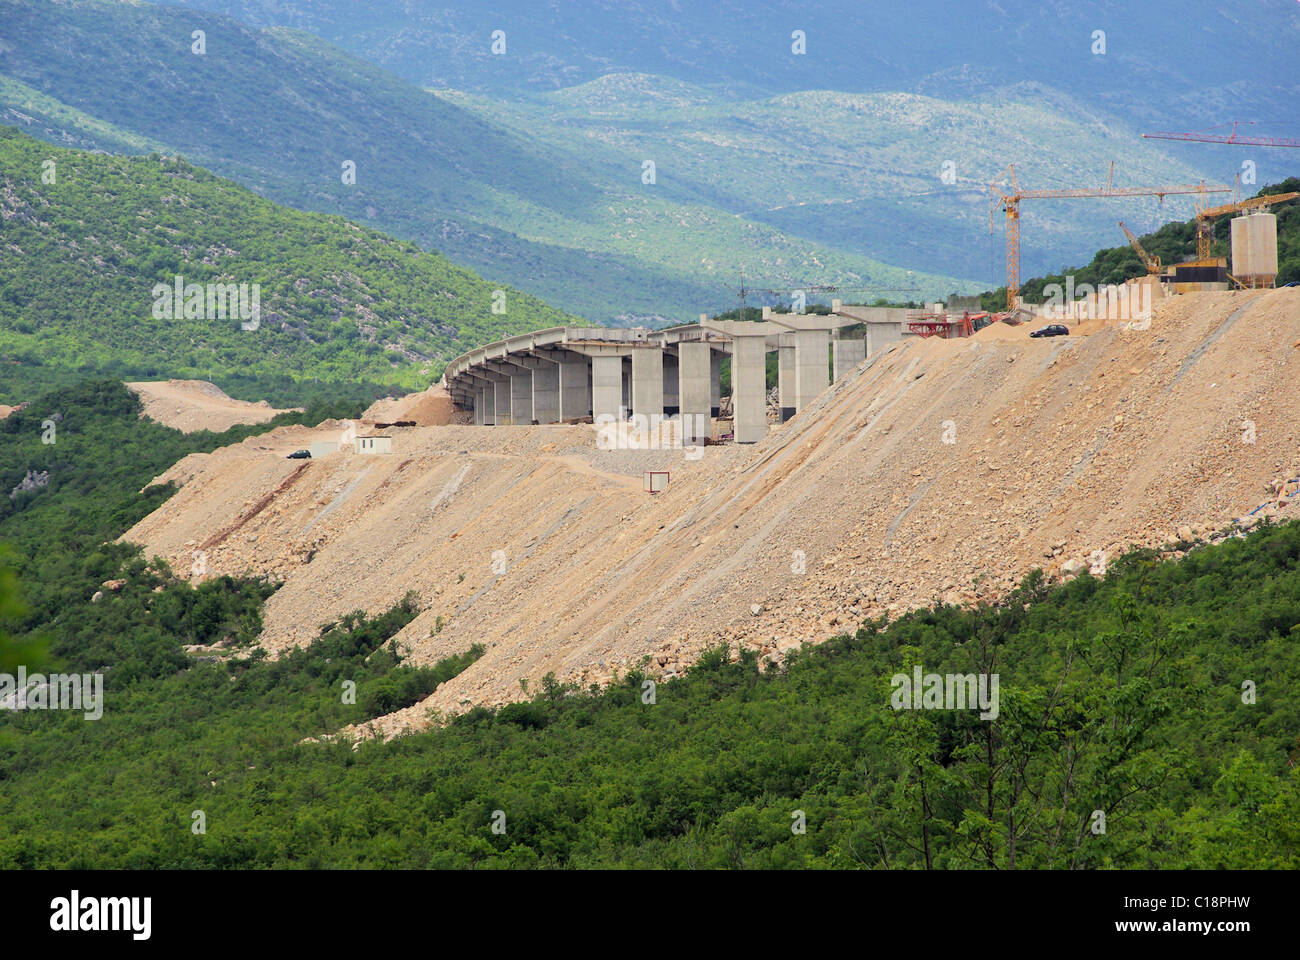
top-left (441, 302), bottom-right (916, 443)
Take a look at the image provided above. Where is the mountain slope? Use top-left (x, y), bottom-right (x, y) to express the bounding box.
top-left (153, 0), bottom-right (1300, 130)
top-left (0, 0), bottom-right (976, 322)
top-left (0, 126), bottom-right (577, 398)
top-left (6, 371), bottom-right (1300, 869)
top-left (438, 74), bottom-right (1220, 283)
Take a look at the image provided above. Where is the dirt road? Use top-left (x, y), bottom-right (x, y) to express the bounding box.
top-left (126, 379), bottom-right (301, 433)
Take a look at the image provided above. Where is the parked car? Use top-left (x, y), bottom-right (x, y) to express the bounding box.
top-left (286, 449), bottom-right (312, 459)
top-left (1030, 324), bottom-right (1069, 338)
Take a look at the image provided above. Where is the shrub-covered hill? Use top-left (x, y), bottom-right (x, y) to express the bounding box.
top-left (1, 381), bottom-right (1298, 868)
top-left (0, 126), bottom-right (578, 402)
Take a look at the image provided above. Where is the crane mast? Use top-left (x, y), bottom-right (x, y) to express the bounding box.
top-left (1118, 221), bottom-right (1162, 275)
top-left (1192, 192), bottom-right (1300, 261)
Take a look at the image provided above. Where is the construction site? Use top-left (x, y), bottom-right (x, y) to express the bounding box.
top-left (97, 109), bottom-right (1297, 740)
top-left (121, 269), bottom-right (1300, 738)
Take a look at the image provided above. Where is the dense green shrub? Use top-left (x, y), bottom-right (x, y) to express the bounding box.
top-left (1, 379), bottom-right (1297, 869)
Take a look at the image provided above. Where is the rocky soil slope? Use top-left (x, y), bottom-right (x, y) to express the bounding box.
top-left (122, 290), bottom-right (1300, 736)
top-left (126, 380), bottom-right (301, 433)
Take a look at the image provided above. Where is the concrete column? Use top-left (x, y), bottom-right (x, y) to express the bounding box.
top-left (832, 337), bottom-right (865, 380)
top-left (631, 346), bottom-right (664, 421)
top-left (473, 386), bottom-right (485, 426)
top-left (794, 329), bottom-right (830, 411)
top-left (678, 341), bottom-right (712, 442)
top-left (662, 353), bottom-right (679, 415)
top-left (532, 361), bottom-right (560, 424)
top-left (510, 371), bottom-right (533, 424)
top-left (777, 336), bottom-right (796, 423)
top-left (710, 349), bottom-right (722, 417)
top-left (591, 355), bottom-right (623, 422)
top-left (492, 378), bottom-right (511, 425)
top-left (730, 333), bottom-right (768, 444)
top-left (559, 359), bottom-right (589, 420)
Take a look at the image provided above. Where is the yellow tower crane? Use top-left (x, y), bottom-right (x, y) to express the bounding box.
top-left (1118, 221), bottom-right (1162, 275)
top-left (988, 164), bottom-right (1231, 311)
top-left (1193, 191), bottom-right (1300, 261)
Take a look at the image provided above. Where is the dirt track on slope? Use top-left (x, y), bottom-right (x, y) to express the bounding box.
top-left (126, 380), bottom-right (301, 433)
top-left (123, 290), bottom-right (1300, 737)
top-left (360, 384), bottom-right (460, 426)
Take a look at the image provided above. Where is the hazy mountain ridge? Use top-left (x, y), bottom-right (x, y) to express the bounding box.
top-left (151, 0), bottom-right (1300, 128)
top-left (437, 74), bottom-right (1221, 281)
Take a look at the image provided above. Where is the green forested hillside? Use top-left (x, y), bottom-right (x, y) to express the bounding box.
top-left (1, 381), bottom-right (1297, 868)
top-left (981, 179), bottom-right (1300, 310)
top-left (0, 127), bottom-right (578, 404)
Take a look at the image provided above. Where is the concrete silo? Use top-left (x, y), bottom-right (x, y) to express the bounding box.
top-left (1230, 212), bottom-right (1279, 288)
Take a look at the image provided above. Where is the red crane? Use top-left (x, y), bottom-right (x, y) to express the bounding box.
top-left (1143, 121), bottom-right (1300, 148)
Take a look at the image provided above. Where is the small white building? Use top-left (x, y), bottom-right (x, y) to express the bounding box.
top-left (354, 435), bottom-right (393, 455)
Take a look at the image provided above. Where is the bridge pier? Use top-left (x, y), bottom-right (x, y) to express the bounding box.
top-left (531, 361), bottom-right (560, 424)
top-left (489, 378), bottom-right (509, 425)
top-left (710, 349), bottom-right (722, 417)
top-left (833, 336), bottom-right (866, 380)
top-left (777, 336), bottom-right (796, 422)
top-left (511, 372), bottom-right (533, 425)
top-left (631, 346), bottom-right (664, 421)
top-left (591, 355), bottom-right (623, 422)
top-left (730, 332), bottom-right (768, 444)
top-left (678, 341), bottom-right (713, 442)
top-left (794, 329), bottom-right (830, 411)
top-left (559, 358), bottom-right (589, 420)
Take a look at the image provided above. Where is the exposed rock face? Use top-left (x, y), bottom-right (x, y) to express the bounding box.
top-left (9, 469), bottom-right (50, 500)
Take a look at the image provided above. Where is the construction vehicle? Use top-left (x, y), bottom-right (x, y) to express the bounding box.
top-left (907, 309), bottom-right (976, 339)
top-left (988, 164), bottom-right (1230, 311)
top-left (1119, 221), bottom-right (1163, 275)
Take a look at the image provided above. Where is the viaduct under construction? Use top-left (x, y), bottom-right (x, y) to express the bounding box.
top-left (441, 303), bottom-right (919, 444)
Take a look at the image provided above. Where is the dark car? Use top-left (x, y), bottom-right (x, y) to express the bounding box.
top-left (286, 449), bottom-right (312, 459)
top-left (1030, 324), bottom-right (1069, 338)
